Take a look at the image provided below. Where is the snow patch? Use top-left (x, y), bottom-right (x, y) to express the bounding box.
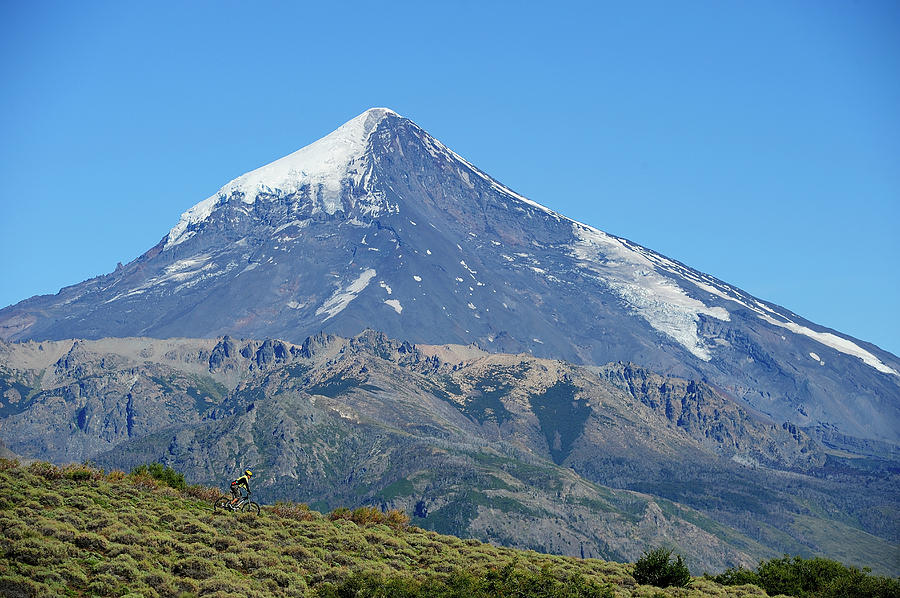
top-left (413, 275), bottom-right (422, 282)
top-left (105, 254), bottom-right (218, 302)
top-left (384, 299), bottom-right (402, 314)
top-left (571, 223), bottom-right (729, 361)
top-left (274, 219), bottom-right (310, 234)
top-left (379, 281), bottom-right (392, 295)
top-left (758, 314), bottom-right (896, 376)
top-left (315, 268), bottom-right (377, 321)
top-left (644, 239), bottom-right (899, 376)
top-left (165, 108), bottom-right (396, 249)
top-left (164, 197), bottom-right (219, 250)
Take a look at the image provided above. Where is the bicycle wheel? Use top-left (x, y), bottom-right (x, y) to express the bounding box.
top-left (213, 497), bottom-right (231, 513)
top-left (242, 501), bottom-right (260, 515)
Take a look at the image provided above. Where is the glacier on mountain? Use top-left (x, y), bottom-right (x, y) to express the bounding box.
top-left (571, 223), bottom-right (729, 361)
top-left (165, 108), bottom-right (397, 249)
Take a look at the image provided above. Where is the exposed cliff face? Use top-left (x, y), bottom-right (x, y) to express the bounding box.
top-left (597, 363), bottom-right (824, 470)
top-left (1, 333), bottom-right (896, 574)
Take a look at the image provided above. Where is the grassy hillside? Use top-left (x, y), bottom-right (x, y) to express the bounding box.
top-left (0, 460), bottom-right (776, 597)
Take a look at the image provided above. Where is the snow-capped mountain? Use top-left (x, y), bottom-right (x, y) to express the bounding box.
top-left (2, 108), bottom-right (897, 450)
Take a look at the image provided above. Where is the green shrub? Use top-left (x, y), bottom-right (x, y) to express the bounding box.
top-left (143, 570), bottom-right (177, 592)
top-left (173, 555), bottom-right (216, 580)
top-left (64, 464), bottom-right (99, 481)
top-left (705, 566), bottom-right (758, 587)
top-left (38, 491), bottom-right (63, 507)
top-left (325, 505), bottom-right (410, 529)
top-left (174, 576), bottom-right (199, 595)
top-left (131, 462), bottom-right (186, 490)
top-left (58, 560), bottom-right (89, 585)
top-left (87, 572), bottom-right (122, 596)
top-left (315, 564), bottom-right (617, 597)
top-left (41, 520), bottom-right (77, 542)
top-left (632, 546), bottom-right (691, 588)
top-left (284, 544), bottom-right (316, 562)
top-left (74, 531), bottom-right (110, 553)
top-left (65, 494), bottom-right (94, 510)
top-left (711, 555), bottom-right (900, 598)
top-left (199, 576), bottom-right (245, 596)
top-left (93, 553), bottom-right (140, 582)
top-left (0, 574), bottom-right (53, 598)
top-left (8, 536), bottom-right (68, 565)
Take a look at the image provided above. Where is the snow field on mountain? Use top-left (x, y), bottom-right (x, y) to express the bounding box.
top-left (165, 108), bottom-right (397, 249)
top-left (636, 236), bottom-right (898, 376)
top-left (104, 254), bottom-right (228, 304)
top-left (759, 314), bottom-right (897, 376)
top-left (571, 223), bottom-right (729, 361)
top-left (316, 268), bottom-right (377, 321)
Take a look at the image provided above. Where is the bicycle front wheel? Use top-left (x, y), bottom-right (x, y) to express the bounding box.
top-left (242, 501), bottom-right (260, 515)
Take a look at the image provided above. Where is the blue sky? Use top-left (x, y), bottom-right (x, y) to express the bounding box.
top-left (1, 1), bottom-right (898, 356)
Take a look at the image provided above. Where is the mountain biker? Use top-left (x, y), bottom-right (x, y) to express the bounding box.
top-left (230, 470), bottom-right (253, 505)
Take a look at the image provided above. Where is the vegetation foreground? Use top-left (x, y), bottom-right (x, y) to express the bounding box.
top-left (0, 461), bottom-right (896, 598)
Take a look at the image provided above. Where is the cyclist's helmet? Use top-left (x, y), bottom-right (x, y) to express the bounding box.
top-left (245, 470), bottom-right (253, 477)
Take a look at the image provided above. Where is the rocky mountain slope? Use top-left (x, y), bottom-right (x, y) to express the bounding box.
top-left (0, 108), bottom-right (897, 455)
top-left (2, 333), bottom-right (896, 574)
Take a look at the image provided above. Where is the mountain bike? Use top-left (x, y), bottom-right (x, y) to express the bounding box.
top-left (214, 493), bottom-right (260, 515)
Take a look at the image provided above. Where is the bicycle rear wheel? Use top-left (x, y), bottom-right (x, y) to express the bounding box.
top-left (242, 501), bottom-right (260, 515)
top-left (213, 497), bottom-right (231, 513)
